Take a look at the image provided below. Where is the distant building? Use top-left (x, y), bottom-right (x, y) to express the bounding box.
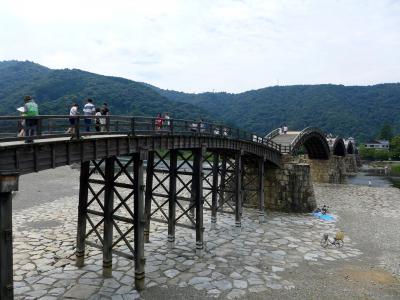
top-left (346, 137), bottom-right (356, 145)
top-left (364, 140), bottom-right (389, 150)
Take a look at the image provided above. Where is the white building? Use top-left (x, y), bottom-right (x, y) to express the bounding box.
top-left (364, 140), bottom-right (389, 150)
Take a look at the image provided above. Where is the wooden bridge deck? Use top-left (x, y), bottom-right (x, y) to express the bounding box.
top-left (0, 133), bottom-right (282, 175)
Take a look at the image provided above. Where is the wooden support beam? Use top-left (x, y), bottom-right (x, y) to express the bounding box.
top-left (211, 152), bottom-right (219, 229)
top-left (76, 161), bottom-right (90, 267)
top-left (103, 156), bottom-right (115, 277)
top-left (234, 151), bottom-right (243, 233)
top-left (219, 154), bottom-right (227, 207)
top-left (0, 172), bottom-right (19, 300)
top-left (258, 158), bottom-right (265, 224)
top-left (193, 147), bottom-right (204, 256)
top-left (133, 150), bottom-right (146, 291)
top-left (144, 151), bottom-right (154, 243)
top-left (168, 150), bottom-right (177, 249)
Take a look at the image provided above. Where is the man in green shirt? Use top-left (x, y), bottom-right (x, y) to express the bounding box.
top-left (23, 95), bottom-right (39, 143)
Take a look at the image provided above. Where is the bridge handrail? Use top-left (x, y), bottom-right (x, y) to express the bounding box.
top-left (289, 126), bottom-right (327, 152)
top-left (264, 128), bottom-right (281, 140)
top-left (0, 115), bottom-right (282, 152)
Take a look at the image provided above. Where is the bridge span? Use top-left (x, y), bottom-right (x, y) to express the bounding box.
top-left (266, 127), bottom-right (357, 159)
top-left (0, 115), bottom-right (285, 298)
top-left (0, 115), bottom-right (357, 298)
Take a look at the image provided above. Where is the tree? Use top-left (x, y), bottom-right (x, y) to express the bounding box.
top-left (378, 123), bottom-right (394, 140)
top-left (390, 136), bottom-right (400, 159)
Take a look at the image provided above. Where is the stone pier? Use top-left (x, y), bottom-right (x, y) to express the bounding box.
top-left (263, 156), bottom-right (316, 213)
top-left (345, 154), bottom-right (358, 173)
top-left (304, 155), bottom-right (346, 184)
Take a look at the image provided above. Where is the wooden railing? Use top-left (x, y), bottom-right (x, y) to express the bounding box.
top-left (264, 127), bottom-right (281, 140)
top-left (0, 115), bottom-right (282, 152)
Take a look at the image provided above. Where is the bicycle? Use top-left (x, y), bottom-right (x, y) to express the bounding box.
top-left (320, 231), bottom-right (344, 248)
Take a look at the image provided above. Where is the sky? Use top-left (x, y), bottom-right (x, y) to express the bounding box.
top-left (0, 0), bottom-right (399, 93)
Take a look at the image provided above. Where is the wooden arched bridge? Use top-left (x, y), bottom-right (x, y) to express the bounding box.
top-left (0, 115), bottom-right (353, 299)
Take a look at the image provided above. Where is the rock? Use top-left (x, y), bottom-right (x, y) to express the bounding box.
top-left (189, 276), bottom-right (212, 285)
top-left (63, 284), bottom-right (99, 299)
top-left (272, 266), bottom-right (285, 272)
top-left (164, 269), bottom-right (180, 278)
top-left (213, 279), bottom-right (232, 291)
top-left (229, 271), bottom-right (243, 279)
top-left (244, 266), bottom-right (262, 273)
top-left (233, 279), bottom-right (248, 289)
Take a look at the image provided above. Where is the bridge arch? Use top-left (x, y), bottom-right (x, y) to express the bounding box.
top-left (290, 127), bottom-right (331, 159)
top-left (346, 141), bottom-right (355, 154)
top-left (330, 137), bottom-right (346, 157)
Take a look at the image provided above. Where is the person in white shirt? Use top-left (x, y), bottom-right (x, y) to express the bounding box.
top-left (283, 124), bottom-right (288, 134)
top-left (95, 107), bottom-right (102, 132)
top-left (164, 112), bottom-right (170, 129)
top-left (67, 103), bottom-right (79, 134)
top-left (83, 98), bottom-right (95, 132)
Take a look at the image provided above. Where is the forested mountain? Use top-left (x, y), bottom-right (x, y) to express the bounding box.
top-left (0, 61), bottom-right (211, 120)
top-left (152, 84), bottom-right (400, 141)
top-left (1, 60), bottom-right (399, 141)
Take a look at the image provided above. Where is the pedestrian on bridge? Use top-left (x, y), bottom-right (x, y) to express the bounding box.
top-left (283, 124), bottom-right (288, 134)
top-left (83, 98), bottom-right (96, 132)
top-left (67, 103), bottom-right (79, 134)
top-left (100, 103), bottom-right (109, 131)
top-left (164, 112), bottom-right (170, 129)
top-left (95, 107), bottom-right (102, 132)
top-left (155, 113), bottom-right (164, 130)
top-left (23, 95), bottom-right (39, 143)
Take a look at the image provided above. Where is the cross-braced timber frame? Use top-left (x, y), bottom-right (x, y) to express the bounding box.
top-left (75, 152), bottom-right (146, 289)
top-left (143, 148), bottom-right (205, 254)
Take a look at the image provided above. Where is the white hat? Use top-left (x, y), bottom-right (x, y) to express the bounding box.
top-left (17, 107), bottom-right (24, 112)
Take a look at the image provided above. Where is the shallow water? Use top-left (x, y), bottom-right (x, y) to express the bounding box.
top-left (347, 172), bottom-right (392, 188)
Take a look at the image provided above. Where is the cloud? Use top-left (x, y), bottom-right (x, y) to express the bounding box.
top-left (0, 0), bottom-right (399, 92)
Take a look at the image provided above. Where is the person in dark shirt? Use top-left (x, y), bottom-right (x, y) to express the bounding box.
top-left (100, 103), bottom-right (109, 131)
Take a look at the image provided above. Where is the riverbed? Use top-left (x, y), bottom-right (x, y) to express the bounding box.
top-left (10, 167), bottom-right (400, 299)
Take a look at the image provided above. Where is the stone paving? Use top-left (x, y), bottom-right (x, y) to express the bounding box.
top-left (12, 193), bottom-right (362, 299)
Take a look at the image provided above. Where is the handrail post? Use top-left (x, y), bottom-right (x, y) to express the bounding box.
top-left (48, 119), bottom-right (52, 134)
top-left (106, 116), bottom-right (110, 132)
top-left (75, 116), bottom-right (80, 139)
top-left (131, 117), bottom-right (135, 135)
top-left (36, 117), bottom-right (42, 136)
top-left (170, 119), bottom-right (174, 135)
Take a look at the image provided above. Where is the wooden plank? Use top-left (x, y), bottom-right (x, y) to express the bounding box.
top-left (168, 150), bottom-right (177, 249)
top-left (144, 151), bottom-right (154, 243)
top-left (211, 152), bottom-right (219, 229)
top-left (76, 161), bottom-right (90, 267)
top-left (133, 151), bottom-right (145, 290)
top-left (193, 147), bottom-right (204, 256)
top-left (103, 156), bottom-right (115, 277)
top-left (234, 151), bottom-right (242, 231)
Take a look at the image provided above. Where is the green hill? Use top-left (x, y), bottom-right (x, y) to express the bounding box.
top-left (0, 60), bottom-right (212, 120)
top-left (1, 60), bottom-right (399, 141)
top-left (151, 84), bottom-right (400, 141)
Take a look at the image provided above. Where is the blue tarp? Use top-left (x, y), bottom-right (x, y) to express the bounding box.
top-left (313, 212), bottom-right (336, 221)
